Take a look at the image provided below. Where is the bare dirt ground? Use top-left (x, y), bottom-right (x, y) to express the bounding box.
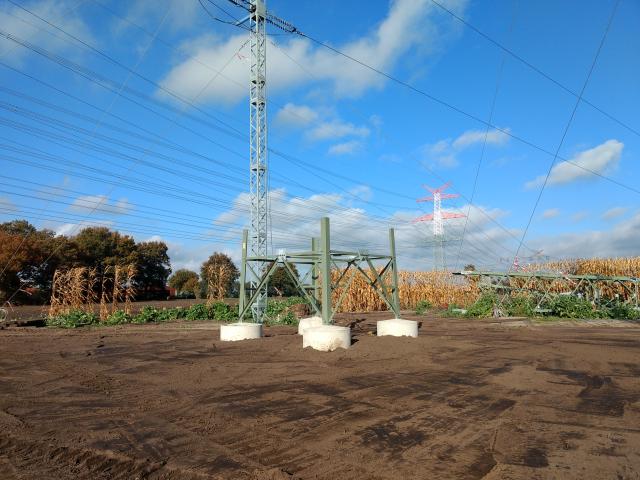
top-left (1, 312), bottom-right (639, 479)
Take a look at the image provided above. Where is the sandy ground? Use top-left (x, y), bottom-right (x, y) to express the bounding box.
top-left (0, 312), bottom-right (639, 479)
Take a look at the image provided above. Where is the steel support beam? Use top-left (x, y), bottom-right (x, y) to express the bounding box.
top-left (389, 228), bottom-right (400, 318)
top-left (320, 217), bottom-right (332, 325)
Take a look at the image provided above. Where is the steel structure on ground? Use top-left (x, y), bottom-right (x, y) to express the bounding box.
top-left (454, 270), bottom-right (640, 312)
top-left (239, 218), bottom-right (401, 324)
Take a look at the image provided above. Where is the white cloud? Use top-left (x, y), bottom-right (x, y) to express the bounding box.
top-left (69, 195), bottom-right (133, 215)
top-left (602, 206), bottom-right (627, 221)
top-left (421, 127), bottom-right (510, 169)
top-left (157, 0), bottom-right (468, 104)
top-left (208, 187), bottom-right (514, 272)
top-left (541, 208), bottom-right (560, 219)
top-left (307, 120), bottom-right (370, 142)
top-left (274, 103), bottom-right (371, 150)
top-left (452, 128), bottom-right (510, 149)
top-left (274, 103), bottom-right (319, 128)
top-left (328, 140), bottom-right (363, 156)
top-left (571, 211), bottom-right (589, 223)
top-left (526, 139), bottom-right (623, 188)
top-left (531, 213), bottom-right (640, 259)
top-left (0, 0), bottom-right (94, 64)
top-left (347, 185), bottom-right (373, 202)
top-left (54, 220), bottom-right (114, 237)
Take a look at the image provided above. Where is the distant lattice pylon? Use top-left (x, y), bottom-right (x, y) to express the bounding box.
top-left (413, 182), bottom-right (465, 270)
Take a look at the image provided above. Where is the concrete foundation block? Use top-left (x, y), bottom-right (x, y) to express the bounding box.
top-left (376, 318), bottom-right (418, 338)
top-left (297, 316), bottom-right (323, 335)
top-left (220, 322), bottom-right (262, 341)
top-left (303, 325), bottom-right (351, 351)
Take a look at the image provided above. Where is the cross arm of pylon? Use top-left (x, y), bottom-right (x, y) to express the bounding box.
top-left (417, 193), bottom-right (459, 202)
top-left (266, 12), bottom-right (301, 34)
top-left (225, 0), bottom-right (300, 33)
top-left (412, 213), bottom-right (434, 223)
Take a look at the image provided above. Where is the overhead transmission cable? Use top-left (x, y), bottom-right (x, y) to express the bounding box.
top-left (266, 30), bottom-right (538, 263)
top-left (454, 1), bottom-right (519, 271)
top-left (510, 0), bottom-right (620, 271)
top-left (427, 0), bottom-right (639, 139)
top-left (292, 25), bottom-right (640, 197)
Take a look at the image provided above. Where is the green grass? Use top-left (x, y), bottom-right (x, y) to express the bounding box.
top-left (262, 297), bottom-right (309, 326)
top-left (415, 300), bottom-right (432, 315)
top-left (46, 302), bottom-right (238, 328)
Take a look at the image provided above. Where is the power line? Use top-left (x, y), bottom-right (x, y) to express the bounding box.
top-left (266, 32), bottom-right (542, 260)
top-left (427, 0), bottom-right (640, 140)
top-left (454, 0), bottom-right (520, 271)
top-left (511, 0), bottom-right (620, 270)
top-left (294, 27), bottom-right (640, 198)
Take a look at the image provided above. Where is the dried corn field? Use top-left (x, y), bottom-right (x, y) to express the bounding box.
top-left (330, 257), bottom-right (640, 313)
top-left (331, 270), bottom-right (478, 312)
top-left (49, 265), bottom-right (136, 319)
top-left (525, 257), bottom-right (640, 277)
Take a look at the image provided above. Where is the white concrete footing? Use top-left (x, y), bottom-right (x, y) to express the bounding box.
top-left (297, 316), bottom-right (323, 335)
top-left (220, 322), bottom-right (262, 341)
top-left (376, 318), bottom-right (418, 338)
top-left (303, 325), bottom-right (351, 351)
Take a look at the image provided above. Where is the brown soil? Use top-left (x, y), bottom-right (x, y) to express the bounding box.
top-left (1, 312), bottom-right (639, 479)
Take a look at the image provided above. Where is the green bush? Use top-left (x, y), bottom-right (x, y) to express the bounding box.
top-left (105, 310), bottom-right (132, 325)
top-left (186, 303), bottom-right (210, 320)
top-left (133, 306), bottom-right (161, 324)
top-left (183, 302), bottom-right (237, 321)
top-left (547, 295), bottom-right (598, 319)
top-left (263, 297), bottom-right (307, 325)
top-left (46, 310), bottom-right (99, 328)
top-left (209, 302), bottom-right (237, 321)
top-left (606, 302), bottom-right (640, 320)
top-left (505, 295), bottom-right (535, 317)
top-left (415, 299), bottom-right (432, 315)
top-left (465, 292), bottom-right (497, 318)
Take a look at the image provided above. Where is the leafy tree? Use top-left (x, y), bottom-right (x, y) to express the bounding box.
top-left (136, 241), bottom-right (171, 290)
top-left (72, 227), bottom-right (138, 272)
top-left (183, 277), bottom-right (201, 298)
top-left (169, 269), bottom-right (199, 292)
top-left (464, 264), bottom-right (476, 271)
top-left (0, 221), bottom-right (71, 302)
top-left (201, 253), bottom-right (239, 299)
top-left (269, 264), bottom-right (300, 297)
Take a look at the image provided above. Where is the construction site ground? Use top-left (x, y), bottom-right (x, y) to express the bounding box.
top-left (1, 312), bottom-right (639, 479)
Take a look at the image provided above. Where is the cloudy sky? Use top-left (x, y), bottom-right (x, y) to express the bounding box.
top-left (0, 0), bottom-right (638, 272)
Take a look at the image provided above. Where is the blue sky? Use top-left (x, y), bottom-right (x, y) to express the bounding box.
top-left (0, 0), bottom-right (638, 272)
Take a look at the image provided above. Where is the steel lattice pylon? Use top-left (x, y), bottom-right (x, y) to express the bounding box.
top-left (248, 0), bottom-right (268, 321)
top-left (227, 0), bottom-right (299, 321)
top-left (413, 182), bottom-right (465, 271)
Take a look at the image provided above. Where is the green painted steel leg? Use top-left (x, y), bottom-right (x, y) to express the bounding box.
top-left (312, 236), bottom-right (320, 306)
top-left (320, 217), bottom-right (332, 325)
top-left (389, 228), bottom-right (400, 318)
top-left (239, 229), bottom-right (248, 319)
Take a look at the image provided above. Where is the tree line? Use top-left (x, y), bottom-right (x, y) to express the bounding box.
top-left (0, 220), bottom-right (299, 305)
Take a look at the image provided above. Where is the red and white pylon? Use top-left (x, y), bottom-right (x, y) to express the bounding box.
top-left (413, 182), bottom-right (465, 270)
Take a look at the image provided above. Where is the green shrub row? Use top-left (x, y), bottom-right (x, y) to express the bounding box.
top-left (462, 292), bottom-right (640, 320)
top-left (46, 302), bottom-right (238, 328)
top-left (262, 297), bottom-right (308, 326)
top-left (414, 300), bottom-right (432, 315)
